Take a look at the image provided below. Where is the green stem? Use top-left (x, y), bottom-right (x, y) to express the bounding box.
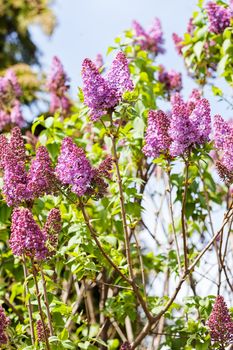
top-left (22, 254), bottom-right (35, 345)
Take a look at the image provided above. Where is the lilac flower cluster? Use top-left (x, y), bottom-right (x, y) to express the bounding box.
top-left (0, 306), bottom-right (9, 345)
top-left (36, 320), bottom-right (50, 342)
top-left (81, 52), bottom-right (133, 121)
top-left (0, 127), bottom-right (56, 206)
top-left (143, 90), bottom-right (211, 158)
top-left (172, 33), bottom-right (184, 55)
top-left (132, 18), bottom-right (164, 54)
top-left (206, 2), bottom-right (232, 34)
top-left (10, 207), bottom-right (62, 260)
top-left (47, 56), bottom-right (71, 117)
top-left (56, 137), bottom-right (113, 198)
top-left (158, 65), bottom-right (182, 93)
top-left (207, 295), bottom-right (233, 347)
top-left (43, 208), bottom-right (62, 257)
top-left (143, 110), bottom-right (171, 158)
top-left (0, 70), bottom-right (24, 131)
top-left (94, 54), bottom-right (104, 69)
top-left (56, 137), bottom-right (93, 196)
top-left (120, 342), bottom-right (131, 350)
top-left (213, 115), bottom-right (233, 183)
top-left (10, 208), bottom-right (48, 260)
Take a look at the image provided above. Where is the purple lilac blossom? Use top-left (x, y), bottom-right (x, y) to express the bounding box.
top-left (0, 127), bottom-right (55, 206)
top-left (56, 137), bottom-right (93, 196)
top-left (172, 33), bottom-right (184, 55)
top-left (0, 306), bottom-right (10, 345)
top-left (95, 53), bottom-right (104, 69)
top-left (143, 110), bottom-right (171, 158)
top-left (207, 295), bottom-right (233, 347)
top-left (27, 146), bottom-right (56, 199)
top-left (47, 56), bottom-right (71, 116)
top-left (132, 18), bottom-right (164, 54)
top-left (81, 52), bottom-right (133, 121)
top-left (9, 208), bottom-right (48, 260)
top-left (213, 115), bottom-right (233, 175)
top-left (158, 65), bottom-right (182, 93)
top-left (206, 2), bottom-right (231, 34)
top-left (43, 208), bottom-right (62, 256)
top-left (0, 70), bottom-right (24, 130)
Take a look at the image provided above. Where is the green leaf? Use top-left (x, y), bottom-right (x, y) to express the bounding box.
top-left (193, 41), bottom-right (204, 61)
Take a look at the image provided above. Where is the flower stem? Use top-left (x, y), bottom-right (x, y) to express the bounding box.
top-left (22, 254), bottom-right (35, 345)
top-left (31, 260), bottom-right (50, 350)
top-left (181, 159), bottom-right (189, 272)
top-left (40, 267), bottom-right (54, 336)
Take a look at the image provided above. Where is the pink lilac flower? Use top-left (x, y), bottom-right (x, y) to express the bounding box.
top-left (172, 33), bottom-right (184, 55)
top-left (206, 2), bottom-right (231, 34)
top-left (43, 208), bottom-right (62, 257)
top-left (207, 295), bottom-right (233, 347)
top-left (213, 115), bottom-right (233, 182)
top-left (27, 146), bottom-right (56, 199)
top-left (47, 56), bottom-right (71, 116)
top-left (0, 306), bottom-right (10, 345)
top-left (169, 93), bottom-right (211, 156)
top-left (9, 208), bottom-right (48, 260)
top-left (81, 52), bottom-right (133, 121)
top-left (0, 128), bottom-right (55, 206)
top-left (106, 52), bottom-right (134, 98)
top-left (143, 110), bottom-right (171, 158)
top-left (0, 128), bottom-right (29, 206)
top-left (0, 70), bottom-right (24, 130)
top-left (132, 18), bottom-right (164, 54)
top-left (187, 17), bottom-right (195, 35)
top-left (158, 65), bottom-right (182, 93)
top-left (56, 137), bottom-right (93, 196)
top-left (98, 155), bottom-right (113, 179)
top-left (36, 320), bottom-right (50, 342)
top-left (95, 53), bottom-right (104, 69)
top-left (120, 342), bottom-right (131, 350)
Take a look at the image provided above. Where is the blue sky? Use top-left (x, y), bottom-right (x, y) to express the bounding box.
top-left (31, 0), bottom-right (232, 117)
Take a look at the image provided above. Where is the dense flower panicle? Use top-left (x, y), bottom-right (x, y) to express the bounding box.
top-left (0, 134), bottom-right (9, 168)
top-left (10, 208), bottom-right (48, 260)
top-left (120, 342), bottom-right (132, 350)
top-left (36, 320), bottom-right (50, 342)
top-left (0, 128), bottom-right (56, 205)
top-left (82, 58), bottom-right (118, 121)
top-left (0, 306), bottom-right (10, 345)
top-left (81, 52), bottom-right (133, 121)
top-left (132, 18), bottom-right (164, 54)
top-left (2, 159), bottom-right (29, 206)
top-left (213, 114), bottom-right (232, 150)
top-left (206, 2), bottom-right (231, 34)
top-left (158, 65), bottom-right (182, 93)
top-left (187, 88), bottom-right (202, 113)
top-left (106, 52), bottom-right (134, 98)
top-left (143, 110), bottom-right (171, 158)
top-left (0, 70), bottom-right (24, 130)
top-left (187, 17), bottom-right (195, 35)
top-left (0, 128), bottom-right (29, 206)
top-left (98, 155), bottom-right (113, 179)
top-left (0, 69), bottom-right (21, 106)
top-left (56, 137), bottom-right (93, 196)
top-left (213, 115), bottom-right (233, 177)
top-left (95, 53), bottom-right (104, 69)
top-left (10, 100), bottom-right (25, 127)
top-left (172, 33), bottom-right (184, 55)
top-left (10, 126), bottom-right (26, 163)
top-left (147, 18), bottom-right (164, 53)
top-left (207, 295), bottom-right (233, 347)
top-left (27, 146), bottom-right (56, 198)
top-left (47, 56), bottom-right (71, 115)
top-left (43, 208), bottom-right (62, 255)
top-left (189, 98), bottom-right (211, 144)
